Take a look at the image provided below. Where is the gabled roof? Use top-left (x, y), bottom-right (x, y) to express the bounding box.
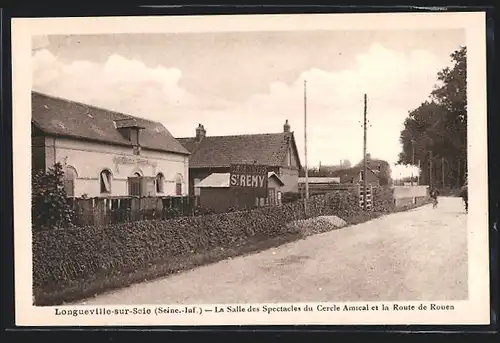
top-left (268, 172), bottom-right (285, 186)
top-left (195, 172), bottom-right (284, 188)
top-left (177, 132), bottom-right (302, 169)
top-left (328, 165), bottom-right (380, 178)
top-left (31, 91), bottom-right (189, 155)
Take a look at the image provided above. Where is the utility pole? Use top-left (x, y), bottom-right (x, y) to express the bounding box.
top-left (429, 151), bottom-right (433, 189)
top-left (441, 157), bottom-right (445, 190)
top-left (363, 94), bottom-right (368, 210)
top-left (304, 80), bottom-right (309, 214)
top-left (411, 139), bottom-right (415, 186)
top-left (417, 160), bottom-right (421, 185)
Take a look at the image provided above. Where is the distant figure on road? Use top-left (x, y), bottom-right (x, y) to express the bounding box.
top-left (460, 184), bottom-right (468, 213)
top-left (430, 188), bottom-right (439, 209)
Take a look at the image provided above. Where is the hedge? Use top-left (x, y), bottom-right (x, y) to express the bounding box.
top-left (372, 186), bottom-right (396, 212)
top-left (32, 190), bottom-right (360, 296)
top-left (32, 186), bottom-right (428, 305)
top-left (281, 192), bottom-right (301, 204)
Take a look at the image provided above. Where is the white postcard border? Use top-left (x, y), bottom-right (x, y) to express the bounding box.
top-left (11, 12), bottom-right (490, 326)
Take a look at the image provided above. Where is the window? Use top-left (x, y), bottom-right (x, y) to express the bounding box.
top-left (175, 174), bottom-right (183, 196)
top-left (359, 171), bottom-right (365, 182)
top-left (128, 177), bottom-right (141, 196)
top-left (100, 169), bottom-right (112, 194)
top-left (268, 188), bottom-right (276, 206)
top-left (63, 167), bottom-right (76, 197)
top-left (277, 191), bottom-right (282, 205)
top-left (156, 173), bottom-right (165, 193)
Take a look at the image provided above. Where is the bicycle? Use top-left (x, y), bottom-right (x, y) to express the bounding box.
top-left (432, 197), bottom-right (438, 209)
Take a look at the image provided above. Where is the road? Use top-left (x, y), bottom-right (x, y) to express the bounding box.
top-left (73, 196), bottom-right (468, 305)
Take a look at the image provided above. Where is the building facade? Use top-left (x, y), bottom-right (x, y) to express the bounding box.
top-left (195, 172), bottom-right (285, 213)
top-left (176, 120), bottom-right (302, 197)
top-left (32, 91), bottom-right (190, 198)
top-left (329, 165), bottom-right (380, 186)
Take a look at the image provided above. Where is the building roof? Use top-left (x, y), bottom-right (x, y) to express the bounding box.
top-left (195, 172), bottom-right (284, 188)
top-left (298, 177), bottom-right (340, 184)
top-left (31, 91), bottom-right (190, 155)
top-left (176, 132), bottom-right (301, 169)
top-left (328, 166), bottom-right (380, 178)
top-left (318, 165), bottom-right (345, 172)
top-left (268, 172), bottom-right (285, 186)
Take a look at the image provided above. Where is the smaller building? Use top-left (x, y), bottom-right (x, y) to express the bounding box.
top-left (176, 120), bottom-right (302, 196)
top-left (318, 160), bottom-right (351, 174)
top-left (329, 166), bottom-right (380, 186)
top-left (298, 177), bottom-right (341, 196)
top-left (195, 172), bottom-right (285, 213)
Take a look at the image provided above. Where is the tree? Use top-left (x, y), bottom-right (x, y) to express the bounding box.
top-left (32, 162), bottom-right (74, 229)
top-left (398, 46), bottom-right (467, 188)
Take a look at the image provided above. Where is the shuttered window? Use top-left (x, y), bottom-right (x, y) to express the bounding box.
top-left (156, 173), bottom-right (165, 193)
top-left (268, 188), bottom-right (275, 205)
top-left (100, 170), bottom-right (112, 194)
top-left (63, 167), bottom-right (76, 197)
top-left (175, 174), bottom-right (183, 196)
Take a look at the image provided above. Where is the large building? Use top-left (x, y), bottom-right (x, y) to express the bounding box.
top-left (31, 91), bottom-right (190, 198)
top-left (176, 120), bottom-right (302, 196)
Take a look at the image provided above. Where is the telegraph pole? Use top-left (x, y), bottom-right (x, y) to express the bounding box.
top-left (304, 80), bottom-right (309, 214)
top-left (417, 160), bottom-right (421, 185)
top-left (442, 157), bottom-right (445, 190)
top-left (429, 151), bottom-right (433, 188)
top-left (411, 139), bottom-right (415, 186)
top-left (363, 94), bottom-right (368, 210)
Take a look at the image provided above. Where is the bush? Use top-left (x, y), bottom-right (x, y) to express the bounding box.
top-left (281, 191), bottom-right (301, 204)
top-left (32, 190), bottom-right (360, 296)
top-left (31, 162), bottom-right (74, 230)
top-left (34, 186), bottom-right (431, 305)
top-left (372, 186), bottom-right (396, 213)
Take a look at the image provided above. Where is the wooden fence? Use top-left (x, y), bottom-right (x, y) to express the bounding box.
top-left (358, 185), bottom-right (373, 210)
top-left (68, 196), bottom-right (196, 227)
top-left (298, 183), bottom-right (360, 197)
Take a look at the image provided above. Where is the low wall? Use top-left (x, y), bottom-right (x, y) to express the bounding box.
top-left (395, 197), bottom-right (414, 207)
top-left (393, 185), bottom-right (429, 199)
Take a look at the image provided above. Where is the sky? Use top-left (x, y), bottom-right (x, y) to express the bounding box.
top-left (31, 30), bottom-right (465, 179)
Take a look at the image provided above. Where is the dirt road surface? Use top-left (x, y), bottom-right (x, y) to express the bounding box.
top-left (73, 196), bottom-right (468, 305)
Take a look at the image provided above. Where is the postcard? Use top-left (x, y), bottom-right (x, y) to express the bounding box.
top-left (12, 11), bottom-right (490, 326)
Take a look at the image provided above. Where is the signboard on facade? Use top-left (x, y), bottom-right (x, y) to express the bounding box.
top-left (229, 163), bottom-right (268, 197)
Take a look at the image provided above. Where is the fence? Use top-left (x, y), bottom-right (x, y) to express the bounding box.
top-left (298, 183), bottom-right (429, 211)
top-left (68, 196), bottom-right (196, 227)
top-left (66, 185), bottom-right (429, 228)
top-left (298, 183), bottom-right (360, 197)
top-left (393, 185), bottom-right (428, 199)
top-left (358, 186), bottom-right (373, 210)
